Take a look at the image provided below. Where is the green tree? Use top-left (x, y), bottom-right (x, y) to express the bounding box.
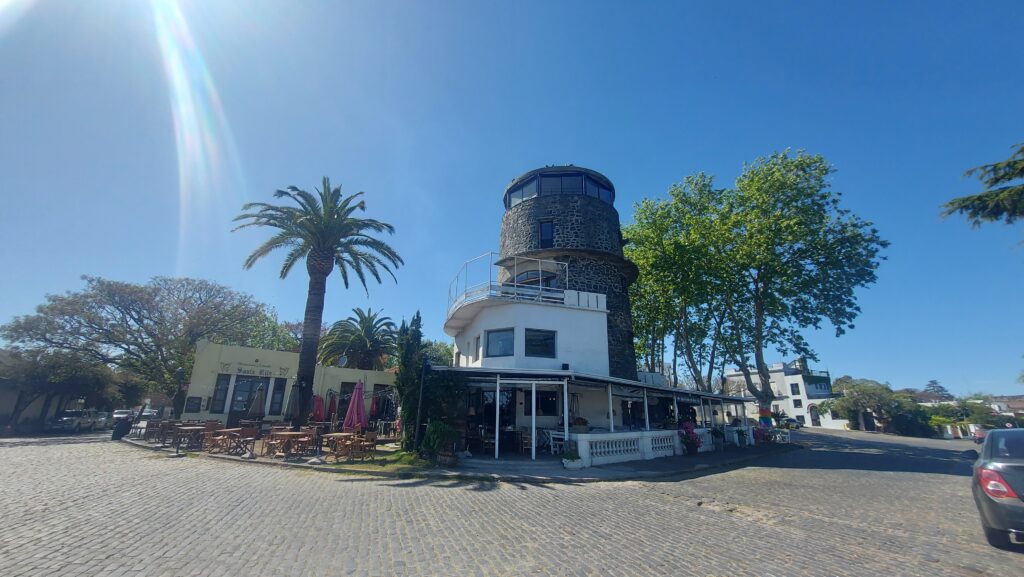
top-left (719, 152), bottom-right (888, 415)
top-left (820, 376), bottom-right (915, 433)
top-left (0, 349), bottom-right (116, 432)
top-left (625, 174), bottom-right (733, 390)
top-left (234, 177), bottom-right (402, 426)
top-left (922, 379), bottom-right (954, 401)
top-left (393, 312), bottom-right (424, 448)
top-left (943, 143), bottom-right (1024, 226)
top-left (1, 276), bottom-right (266, 408)
top-left (422, 339), bottom-right (454, 367)
top-left (244, 309), bottom-right (301, 353)
top-left (318, 308), bottom-right (396, 370)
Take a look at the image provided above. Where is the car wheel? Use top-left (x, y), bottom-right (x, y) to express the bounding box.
top-left (983, 526), bottom-right (1011, 549)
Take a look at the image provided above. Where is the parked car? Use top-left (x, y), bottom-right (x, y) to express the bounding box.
top-left (93, 412), bottom-right (112, 430)
top-left (973, 427), bottom-right (989, 445)
top-left (970, 429), bottom-right (1024, 548)
top-left (139, 409), bottom-right (160, 420)
top-left (781, 418), bottom-right (803, 430)
top-left (47, 409), bottom-right (99, 433)
top-left (111, 409), bottom-right (136, 423)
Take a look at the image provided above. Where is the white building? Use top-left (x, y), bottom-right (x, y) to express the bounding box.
top-left (724, 359), bottom-right (848, 430)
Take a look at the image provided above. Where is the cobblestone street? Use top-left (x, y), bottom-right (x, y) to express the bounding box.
top-left (0, 429), bottom-right (1020, 577)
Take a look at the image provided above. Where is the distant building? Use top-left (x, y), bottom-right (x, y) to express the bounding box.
top-left (723, 358), bottom-right (848, 430)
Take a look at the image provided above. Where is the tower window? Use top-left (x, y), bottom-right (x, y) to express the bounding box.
top-left (539, 222), bottom-right (554, 248)
top-left (525, 329), bottom-right (556, 358)
top-left (485, 328), bottom-right (514, 357)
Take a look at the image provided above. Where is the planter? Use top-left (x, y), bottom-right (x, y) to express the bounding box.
top-left (436, 451), bottom-right (458, 467)
top-left (683, 442), bottom-right (699, 456)
top-left (562, 458), bottom-right (584, 470)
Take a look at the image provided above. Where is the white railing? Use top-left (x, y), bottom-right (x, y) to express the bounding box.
top-left (571, 430), bottom-right (684, 467)
top-left (695, 428), bottom-right (715, 453)
top-left (447, 252), bottom-right (569, 316)
top-left (649, 433), bottom-right (676, 457)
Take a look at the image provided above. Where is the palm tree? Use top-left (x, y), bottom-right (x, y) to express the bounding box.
top-left (234, 177), bottom-right (402, 426)
top-left (319, 308), bottom-right (397, 370)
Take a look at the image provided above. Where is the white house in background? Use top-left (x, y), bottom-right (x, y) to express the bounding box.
top-left (724, 358), bottom-right (848, 430)
top-left (440, 165), bottom-right (753, 467)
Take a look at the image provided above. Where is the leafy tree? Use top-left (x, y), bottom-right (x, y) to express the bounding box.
top-left (1, 277), bottom-right (265, 407)
top-left (0, 349), bottom-right (116, 432)
top-left (393, 312), bottom-right (424, 448)
top-left (943, 143), bottom-right (1024, 226)
top-left (819, 376), bottom-right (911, 432)
top-left (922, 379), bottom-right (954, 401)
top-left (244, 309), bottom-right (301, 352)
top-left (318, 308), bottom-right (396, 370)
top-left (234, 177), bottom-right (402, 426)
top-left (422, 339), bottom-right (454, 367)
top-left (625, 174), bottom-right (734, 390)
top-left (770, 409), bottom-right (788, 426)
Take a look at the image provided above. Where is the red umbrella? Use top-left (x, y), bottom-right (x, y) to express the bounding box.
top-left (311, 395), bottom-right (325, 422)
top-left (342, 380), bottom-right (369, 432)
top-left (327, 393), bottom-right (338, 422)
top-left (369, 392), bottom-right (378, 419)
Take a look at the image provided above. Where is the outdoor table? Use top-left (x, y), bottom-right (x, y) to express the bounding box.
top-left (206, 428), bottom-right (240, 453)
top-left (173, 426), bottom-right (206, 451)
top-left (270, 431), bottom-right (307, 458)
top-left (323, 432), bottom-right (356, 461)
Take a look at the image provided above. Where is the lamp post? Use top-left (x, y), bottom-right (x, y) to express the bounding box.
top-left (413, 356), bottom-right (432, 450)
top-left (171, 367), bottom-right (187, 458)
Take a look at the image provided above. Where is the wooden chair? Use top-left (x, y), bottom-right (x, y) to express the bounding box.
top-left (262, 432), bottom-right (285, 458)
top-left (202, 422), bottom-right (225, 452)
top-left (359, 432), bottom-right (377, 461)
top-left (519, 430), bottom-right (532, 454)
top-left (328, 437), bottom-right (352, 463)
top-left (228, 426), bottom-right (259, 456)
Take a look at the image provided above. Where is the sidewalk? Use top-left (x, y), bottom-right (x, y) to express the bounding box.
top-left (121, 435), bottom-right (801, 484)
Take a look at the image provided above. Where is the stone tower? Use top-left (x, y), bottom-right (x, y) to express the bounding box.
top-left (498, 166), bottom-right (638, 380)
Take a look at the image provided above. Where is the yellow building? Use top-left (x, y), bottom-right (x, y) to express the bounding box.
top-left (182, 340), bottom-right (395, 427)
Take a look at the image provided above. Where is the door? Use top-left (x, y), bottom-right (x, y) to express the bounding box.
top-left (809, 405), bottom-right (821, 427)
top-left (227, 376), bottom-right (268, 427)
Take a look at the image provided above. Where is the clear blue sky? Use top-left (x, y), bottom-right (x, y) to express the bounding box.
top-left (2, 1), bottom-right (1022, 395)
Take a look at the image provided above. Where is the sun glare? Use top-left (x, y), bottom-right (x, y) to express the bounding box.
top-left (0, 0), bottom-right (37, 37)
top-left (150, 0), bottom-right (245, 275)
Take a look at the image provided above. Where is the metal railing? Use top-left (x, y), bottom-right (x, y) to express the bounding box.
top-left (447, 252), bottom-right (569, 317)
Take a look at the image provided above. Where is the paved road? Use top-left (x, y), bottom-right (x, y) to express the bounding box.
top-left (0, 429), bottom-right (1019, 576)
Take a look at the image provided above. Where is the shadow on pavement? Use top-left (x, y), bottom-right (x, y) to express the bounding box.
top-left (766, 431), bottom-right (975, 477)
top-left (0, 433), bottom-right (112, 450)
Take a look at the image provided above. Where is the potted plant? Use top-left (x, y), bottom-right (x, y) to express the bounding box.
top-left (562, 447), bottom-right (584, 470)
top-left (735, 427), bottom-right (748, 448)
top-left (422, 421), bottom-right (460, 466)
top-left (709, 426), bottom-right (725, 451)
top-left (678, 421), bottom-right (703, 455)
top-left (570, 417), bottom-right (589, 433)
top-left (662, 415), bottom-right (678, 430)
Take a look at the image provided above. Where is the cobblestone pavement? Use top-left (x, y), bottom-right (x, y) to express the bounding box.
top-left (0, 429), bottom-right (1020, 577)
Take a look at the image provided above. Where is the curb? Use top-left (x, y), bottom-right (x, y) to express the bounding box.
top-left (119, 437), bottom-right (802, 485)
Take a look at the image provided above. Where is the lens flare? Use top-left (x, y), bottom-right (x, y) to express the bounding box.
top-left (151, 0), bottom-right (244, 274)
top-left (0, 0), bottom-right (37, 37)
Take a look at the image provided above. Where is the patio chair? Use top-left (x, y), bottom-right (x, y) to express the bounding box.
top-left (359, 432), bottom-right (377, 461)
top-left (294, 426), bottom-right (319, 456)
top-left (262, 432), bottom-right (285, 458)
top-left (202, 423), bottom-right (225, 452)
top-left (348, 436), bottom-right (368, 461)
top-left (519, 431), bottom-right (532, 454)
top-left (328, 437), bottom-right (352, 463)
top-left (228, 426), bottom-right (259, 456)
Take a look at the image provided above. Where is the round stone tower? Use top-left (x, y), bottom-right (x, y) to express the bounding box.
top-left (498, 165), bottom-right (638, 380)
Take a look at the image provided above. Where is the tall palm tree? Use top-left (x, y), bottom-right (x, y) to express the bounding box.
top-left (319, 308), bottom-right (397, 370)
top-left (234, 177), bottom-right (402, 426)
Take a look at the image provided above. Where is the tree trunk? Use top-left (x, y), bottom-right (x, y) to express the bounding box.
top-left (296, 268), bottom-right (329, 427)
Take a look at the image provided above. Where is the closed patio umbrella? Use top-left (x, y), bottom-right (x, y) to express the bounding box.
top-left (369, 392), bottom-right (378, 419)
top-left (283, 384), bottom-right (302, 423)
top-left (342, 380), bottom-right (369, 432)
top-left (246, 386), bottom-right (267, 420)
top-left (311, 394), bottom-right (326, 422)
top-left (327, 392), bottom-right (338, 422)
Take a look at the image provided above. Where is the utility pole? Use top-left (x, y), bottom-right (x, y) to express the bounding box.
top-left (413, 356), bottom-right (431, 450)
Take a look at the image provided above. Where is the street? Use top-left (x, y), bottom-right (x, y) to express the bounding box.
top-left (0, 429), bottom-right (1019, 577)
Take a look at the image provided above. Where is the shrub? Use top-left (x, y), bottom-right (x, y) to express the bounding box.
top-left (421, 421), bottom-right (459, 457)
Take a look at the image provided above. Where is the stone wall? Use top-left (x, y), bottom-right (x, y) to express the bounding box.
top-left (499, 193), bottom-right (638, 380)
top-left (499, 194), bottom-right (624, 257)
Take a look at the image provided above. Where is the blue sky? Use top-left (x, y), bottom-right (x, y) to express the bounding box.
top-left (1, 1), bottom-right (1022, 395)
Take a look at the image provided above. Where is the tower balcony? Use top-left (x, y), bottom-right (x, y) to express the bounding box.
top-left (444, 252), bottom-right (606, 337)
